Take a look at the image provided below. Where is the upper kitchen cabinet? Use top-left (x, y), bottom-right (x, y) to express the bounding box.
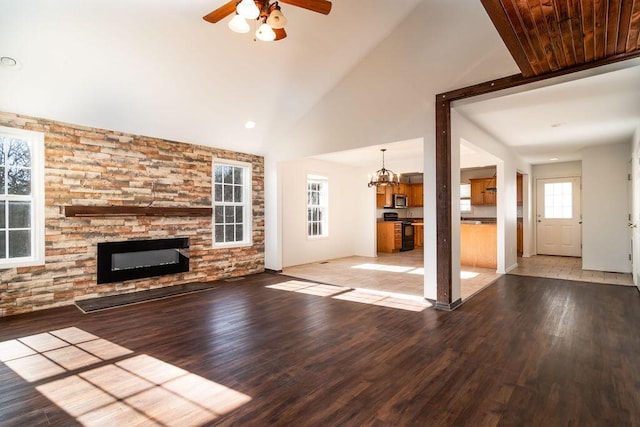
top-left (470, 178), bottom-right (496, 206)
top-left (408, 183), bottom-right (423, 207)
top-left (517, 174), bottom-right (523, 206)
top-left (375, 185), bottom-right (399, 208)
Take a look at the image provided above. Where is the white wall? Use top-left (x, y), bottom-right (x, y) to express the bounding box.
top-left (582, 142), bottom-right (632, 273)
top-left (632, 126), bottom-right (640, 288)
top-left (280, 157), bottom-right (375, 268)
top-left (264, 0), bottom-right (519, 297)
top-left (452, 111), bottom-right (532, 285)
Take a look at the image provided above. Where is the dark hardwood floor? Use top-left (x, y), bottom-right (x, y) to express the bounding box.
top-left (1, 273), bottom-right (639, 426)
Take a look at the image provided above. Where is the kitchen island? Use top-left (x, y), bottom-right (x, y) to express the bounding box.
top-left (460, 222), bottom-right (497, 268)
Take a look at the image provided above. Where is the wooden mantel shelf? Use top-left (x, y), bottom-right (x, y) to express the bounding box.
top-left (64, 206), bottom-right (213, 218)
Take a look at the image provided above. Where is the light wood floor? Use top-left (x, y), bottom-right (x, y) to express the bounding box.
top-left (283, 248), bottom-right (502, 301)
top-left (510, 255), bottom-right (634, 286)
top-left (283, 253), bottom-right (635, 305)
top-left (1, 272), bottom-right (640, 425)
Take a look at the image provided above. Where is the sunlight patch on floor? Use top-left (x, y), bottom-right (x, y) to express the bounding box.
top-left (265, 280), bottom-right (346, 296)
top-left (351, 263), bottom-right (415, 273)
top-left (0, 327), bottom-right (251, 426)
top-left (461, 271), bottom-right (480, 279)
top-left (266, 280), bottom-right (431, 312)
top-left (333, 290), bottom-right (431, 312)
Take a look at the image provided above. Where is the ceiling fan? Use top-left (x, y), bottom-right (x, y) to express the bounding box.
top-left (203, 0), bottom-right (332, 41)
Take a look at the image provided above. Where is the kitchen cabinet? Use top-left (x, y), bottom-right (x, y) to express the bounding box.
top-left (470, 178), bottom-right (496, 206)
top-left (377, 221), bottom-right (402, 253)
top-left (375, 184), bottom-right (411, 208)
top-left (413, 223), bottom-right (424, 247)
top-left (460, 223), bottom-right (497, 268)
top-left (517, 174), bottom-right (523, 206)
top-left (375, 186), bottom-right (387, 208)
top-left (375, 186), bottom-right (394, 208)
top-left (408, 183), bottom-right (423, 207)
top-left (517, 220), bottom-right (523, 257)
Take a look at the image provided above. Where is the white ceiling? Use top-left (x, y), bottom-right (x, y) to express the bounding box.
top-left (454, 63), bottom-right (640, 165)
top-left (2, 1), bottom-right (637, 169)
top-left (311, 62), bottom-right (640, 171)
top-left (0, 0), bottom-right (422, 156)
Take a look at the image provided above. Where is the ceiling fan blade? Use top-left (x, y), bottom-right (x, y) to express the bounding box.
top-left (274, 28), bottom-right (287, 41)
top-left (203, 1), bottom-right (237, 23)
top-left (279, 0), bottom-right (332, 15)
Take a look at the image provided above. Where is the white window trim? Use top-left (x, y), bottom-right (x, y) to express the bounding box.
top-left (306, 174), bottom-right (329, 239)
top-left (460, 183), bottom-right (472, 214)
top-left (0, 126), bottom-right (45, 269)
top-left (212, 157), bottom-right (253, 248)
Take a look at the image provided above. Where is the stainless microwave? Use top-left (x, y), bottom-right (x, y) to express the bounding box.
top-left (393, 194), bottom-right (408, 208)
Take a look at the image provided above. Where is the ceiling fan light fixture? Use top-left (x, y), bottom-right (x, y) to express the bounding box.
top-left (256, 22), bottom-right (276, 41)
top-left (237, 0), bottom-right (260, 20)
top-left (228, 14), bottom-right (250, 33)
top-left (267, 8), bottom-right (287, 29)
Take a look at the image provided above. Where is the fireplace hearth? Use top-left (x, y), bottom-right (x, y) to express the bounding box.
top-left (97, 238), bottom-right (189, 284)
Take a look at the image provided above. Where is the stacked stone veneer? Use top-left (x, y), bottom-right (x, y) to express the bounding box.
top-left (0, 112), bottom-right (264, 317)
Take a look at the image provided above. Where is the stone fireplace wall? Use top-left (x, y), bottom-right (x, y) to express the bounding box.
top-left (0, 112), bottom-right (264, 317)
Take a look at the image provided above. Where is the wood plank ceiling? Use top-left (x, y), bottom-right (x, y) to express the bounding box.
top-left (481, 0), bottom-right (640, 77)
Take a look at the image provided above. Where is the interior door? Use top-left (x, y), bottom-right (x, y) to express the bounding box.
top-left (536, 177), bottom-right (582, 256)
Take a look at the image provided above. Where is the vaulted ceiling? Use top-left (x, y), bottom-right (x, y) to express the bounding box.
top-left (1, 1), bottom-right (638, 166)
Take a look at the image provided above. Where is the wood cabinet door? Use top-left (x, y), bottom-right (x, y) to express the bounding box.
top-left (483, 178), bottom-right (496, 205)
top-left (517, 174), bottom-right (523, 205)
top-left (393, 223), bottom-right (402, 249)
top-left (517, 221), bottom-right (523, 256)
top-left (470, 179), bottom-right (486, 206)
top-left (384, 186), bottom-right (394, 207)
top-left (408, 183), bottom-right (423, 207)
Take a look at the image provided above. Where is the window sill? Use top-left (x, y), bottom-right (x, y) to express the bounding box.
top-left (213, 241), bottom-right (253, 249)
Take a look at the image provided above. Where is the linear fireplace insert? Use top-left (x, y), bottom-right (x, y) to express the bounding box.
top-left (97, 237), bottom-right (189, 284)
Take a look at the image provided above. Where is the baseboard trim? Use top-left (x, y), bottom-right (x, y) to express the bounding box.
top-left (505, 262), bottom-right (518, 273)
top-left (435, 298), bottom-right (463, 311)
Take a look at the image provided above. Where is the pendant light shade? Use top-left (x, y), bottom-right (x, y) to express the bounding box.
top-left (237, 0), bottom-right (260, 19)
top-left (256, 22), bottom-right (276, 41)
top-left (267, 8), bottom-right (287, 29)
top-left (228, 14), bottom-right (250, 33)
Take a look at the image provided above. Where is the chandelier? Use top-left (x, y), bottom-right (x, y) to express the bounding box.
top-left (368, 149), bottom-right (400, 188)
top-left (228, 0), bottom-right (289, 41)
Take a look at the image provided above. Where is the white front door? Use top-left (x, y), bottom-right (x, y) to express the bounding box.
top-left (536, 177), bottom-right (582, 257)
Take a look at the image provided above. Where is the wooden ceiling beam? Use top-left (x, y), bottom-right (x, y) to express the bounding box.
top-left (628, 0), bottom-right (640, 51)
top-left (606, 0), bottom-right (623, 56)
top-left (481, 0), bottom-right (536, 77)
top-left (483, 0), bottom-right (640, 77)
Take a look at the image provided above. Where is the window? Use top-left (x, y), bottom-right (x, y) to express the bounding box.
top-left (460, 183), bottom-right (472, 213)
top-left (544, 181), bottom-right (572, 219)
top-left (213, 160), bottom-right (252, 247)
top-left (0, 126), bottom-right (45, 268)
top-left (307, 175), bottom-right (328, 238)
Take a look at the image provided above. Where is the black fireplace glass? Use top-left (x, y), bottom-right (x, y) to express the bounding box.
top-left (97, 237), bottom-right (189, 284)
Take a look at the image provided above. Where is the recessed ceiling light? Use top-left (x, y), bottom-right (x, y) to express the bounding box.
top-left (244, 120), bottom-right (256, 129)
top-left (0, 56), bottom-right (18, 67)
top-left (549, 157), bottom-right (559, 161)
